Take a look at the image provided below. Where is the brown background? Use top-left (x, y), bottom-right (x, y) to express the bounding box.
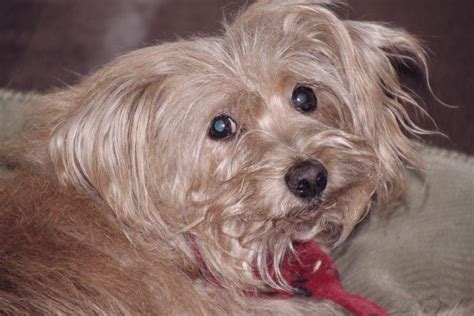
top-left (1, 0), bottom-right (473, 154)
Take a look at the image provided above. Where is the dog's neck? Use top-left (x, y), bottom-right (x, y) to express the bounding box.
top-left (186, 236), bottom-right (388, 316)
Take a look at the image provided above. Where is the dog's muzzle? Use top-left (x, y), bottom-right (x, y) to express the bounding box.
top-left (285, 160), bottom-right (327, 199)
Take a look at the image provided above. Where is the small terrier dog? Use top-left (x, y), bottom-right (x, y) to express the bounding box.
top-left (1, 0), bottom-right (429, 314)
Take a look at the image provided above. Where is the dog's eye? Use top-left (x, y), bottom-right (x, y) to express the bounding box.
top-left (209, 115), bottom-right (237, 140)
top-left (292, 86), bottom-right (317, 113)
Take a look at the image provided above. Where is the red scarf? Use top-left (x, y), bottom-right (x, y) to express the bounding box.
top-left (191, 240), bottom-right (388, 316)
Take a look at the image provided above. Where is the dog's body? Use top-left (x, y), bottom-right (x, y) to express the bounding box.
top-left (1, 1), bottom-right (432, 314)
top-left (2, 172), bottom-right (340, 314)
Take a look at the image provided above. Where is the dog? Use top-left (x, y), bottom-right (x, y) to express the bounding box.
top-left (0, 0), bottom-right (430, 314)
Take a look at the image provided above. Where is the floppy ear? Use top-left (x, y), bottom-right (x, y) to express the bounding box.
top-left (343, 21), bottom-right (430, 205)
top-left (48, 47), bottom-right (175, 231)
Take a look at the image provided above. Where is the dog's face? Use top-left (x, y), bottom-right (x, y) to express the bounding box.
top-left (48, 0), bottom-right (426, 290)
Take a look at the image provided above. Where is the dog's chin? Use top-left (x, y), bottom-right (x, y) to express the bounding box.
top-left (285, 218), bottom-right (341, 246)
top-left (283, 194), bottom-right (370, 248)
top-left (314, 221), bottom-right (345, 247)
top-left (262, 202), bottom-right (333, 245)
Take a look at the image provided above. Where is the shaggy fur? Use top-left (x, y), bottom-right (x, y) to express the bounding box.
top-left (1, 0), bottom-right (431, 314)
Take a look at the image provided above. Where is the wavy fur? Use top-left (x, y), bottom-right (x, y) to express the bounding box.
top-left (1, 1), bottom-right (432, 314)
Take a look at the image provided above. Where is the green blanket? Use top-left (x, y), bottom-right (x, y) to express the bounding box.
top-left (335, 147), bottom-right (474, 314)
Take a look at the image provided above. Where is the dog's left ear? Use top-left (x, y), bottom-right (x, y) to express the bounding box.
top-left (343, 21), bottom-right (429, 205)
top-left (47, 46), bottom-right (180, 232)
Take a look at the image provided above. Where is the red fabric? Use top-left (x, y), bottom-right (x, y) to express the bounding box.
top-left (191, 239), bottom-right (388, 316)
top-left (269, 241), bottom-right (388, 316)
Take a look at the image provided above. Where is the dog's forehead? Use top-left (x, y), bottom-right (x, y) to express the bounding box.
top-left (216, 19), bottom-right (343, 96)
top-left (164, 4), bottom-right (350, 120)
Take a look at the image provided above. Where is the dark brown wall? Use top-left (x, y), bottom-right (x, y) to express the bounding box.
top-left (348, 0), bottom-right (474, 155)
top-left (1, 0), bottom-right (472, 154)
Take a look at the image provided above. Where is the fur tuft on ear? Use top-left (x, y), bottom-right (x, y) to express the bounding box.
top-left (47, 48), bottom-right (176, 234)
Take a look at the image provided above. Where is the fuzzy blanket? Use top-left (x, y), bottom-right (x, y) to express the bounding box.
top-left (335, 146), bottom-right (474, 314)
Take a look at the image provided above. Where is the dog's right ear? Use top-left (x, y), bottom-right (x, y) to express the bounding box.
top-left (343, 21), bottom-right (430, 204)
top-left (47, 44), bottom-right (182, 230)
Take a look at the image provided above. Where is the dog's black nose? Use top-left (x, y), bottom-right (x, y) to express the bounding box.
top-left (285, 160), bottom-right (327, 199)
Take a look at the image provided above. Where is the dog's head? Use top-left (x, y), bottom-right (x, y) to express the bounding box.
top-left (47, 0), bottom-right (427, 291)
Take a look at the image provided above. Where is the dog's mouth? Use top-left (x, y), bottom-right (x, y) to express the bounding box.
top-left (287, 196), bottom-right (324, 216)
top-left (279, 200), bottom-right (345, 247)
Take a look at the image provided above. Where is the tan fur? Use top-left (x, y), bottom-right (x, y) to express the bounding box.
top-left (1, 1), bottom-right (431, 314)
